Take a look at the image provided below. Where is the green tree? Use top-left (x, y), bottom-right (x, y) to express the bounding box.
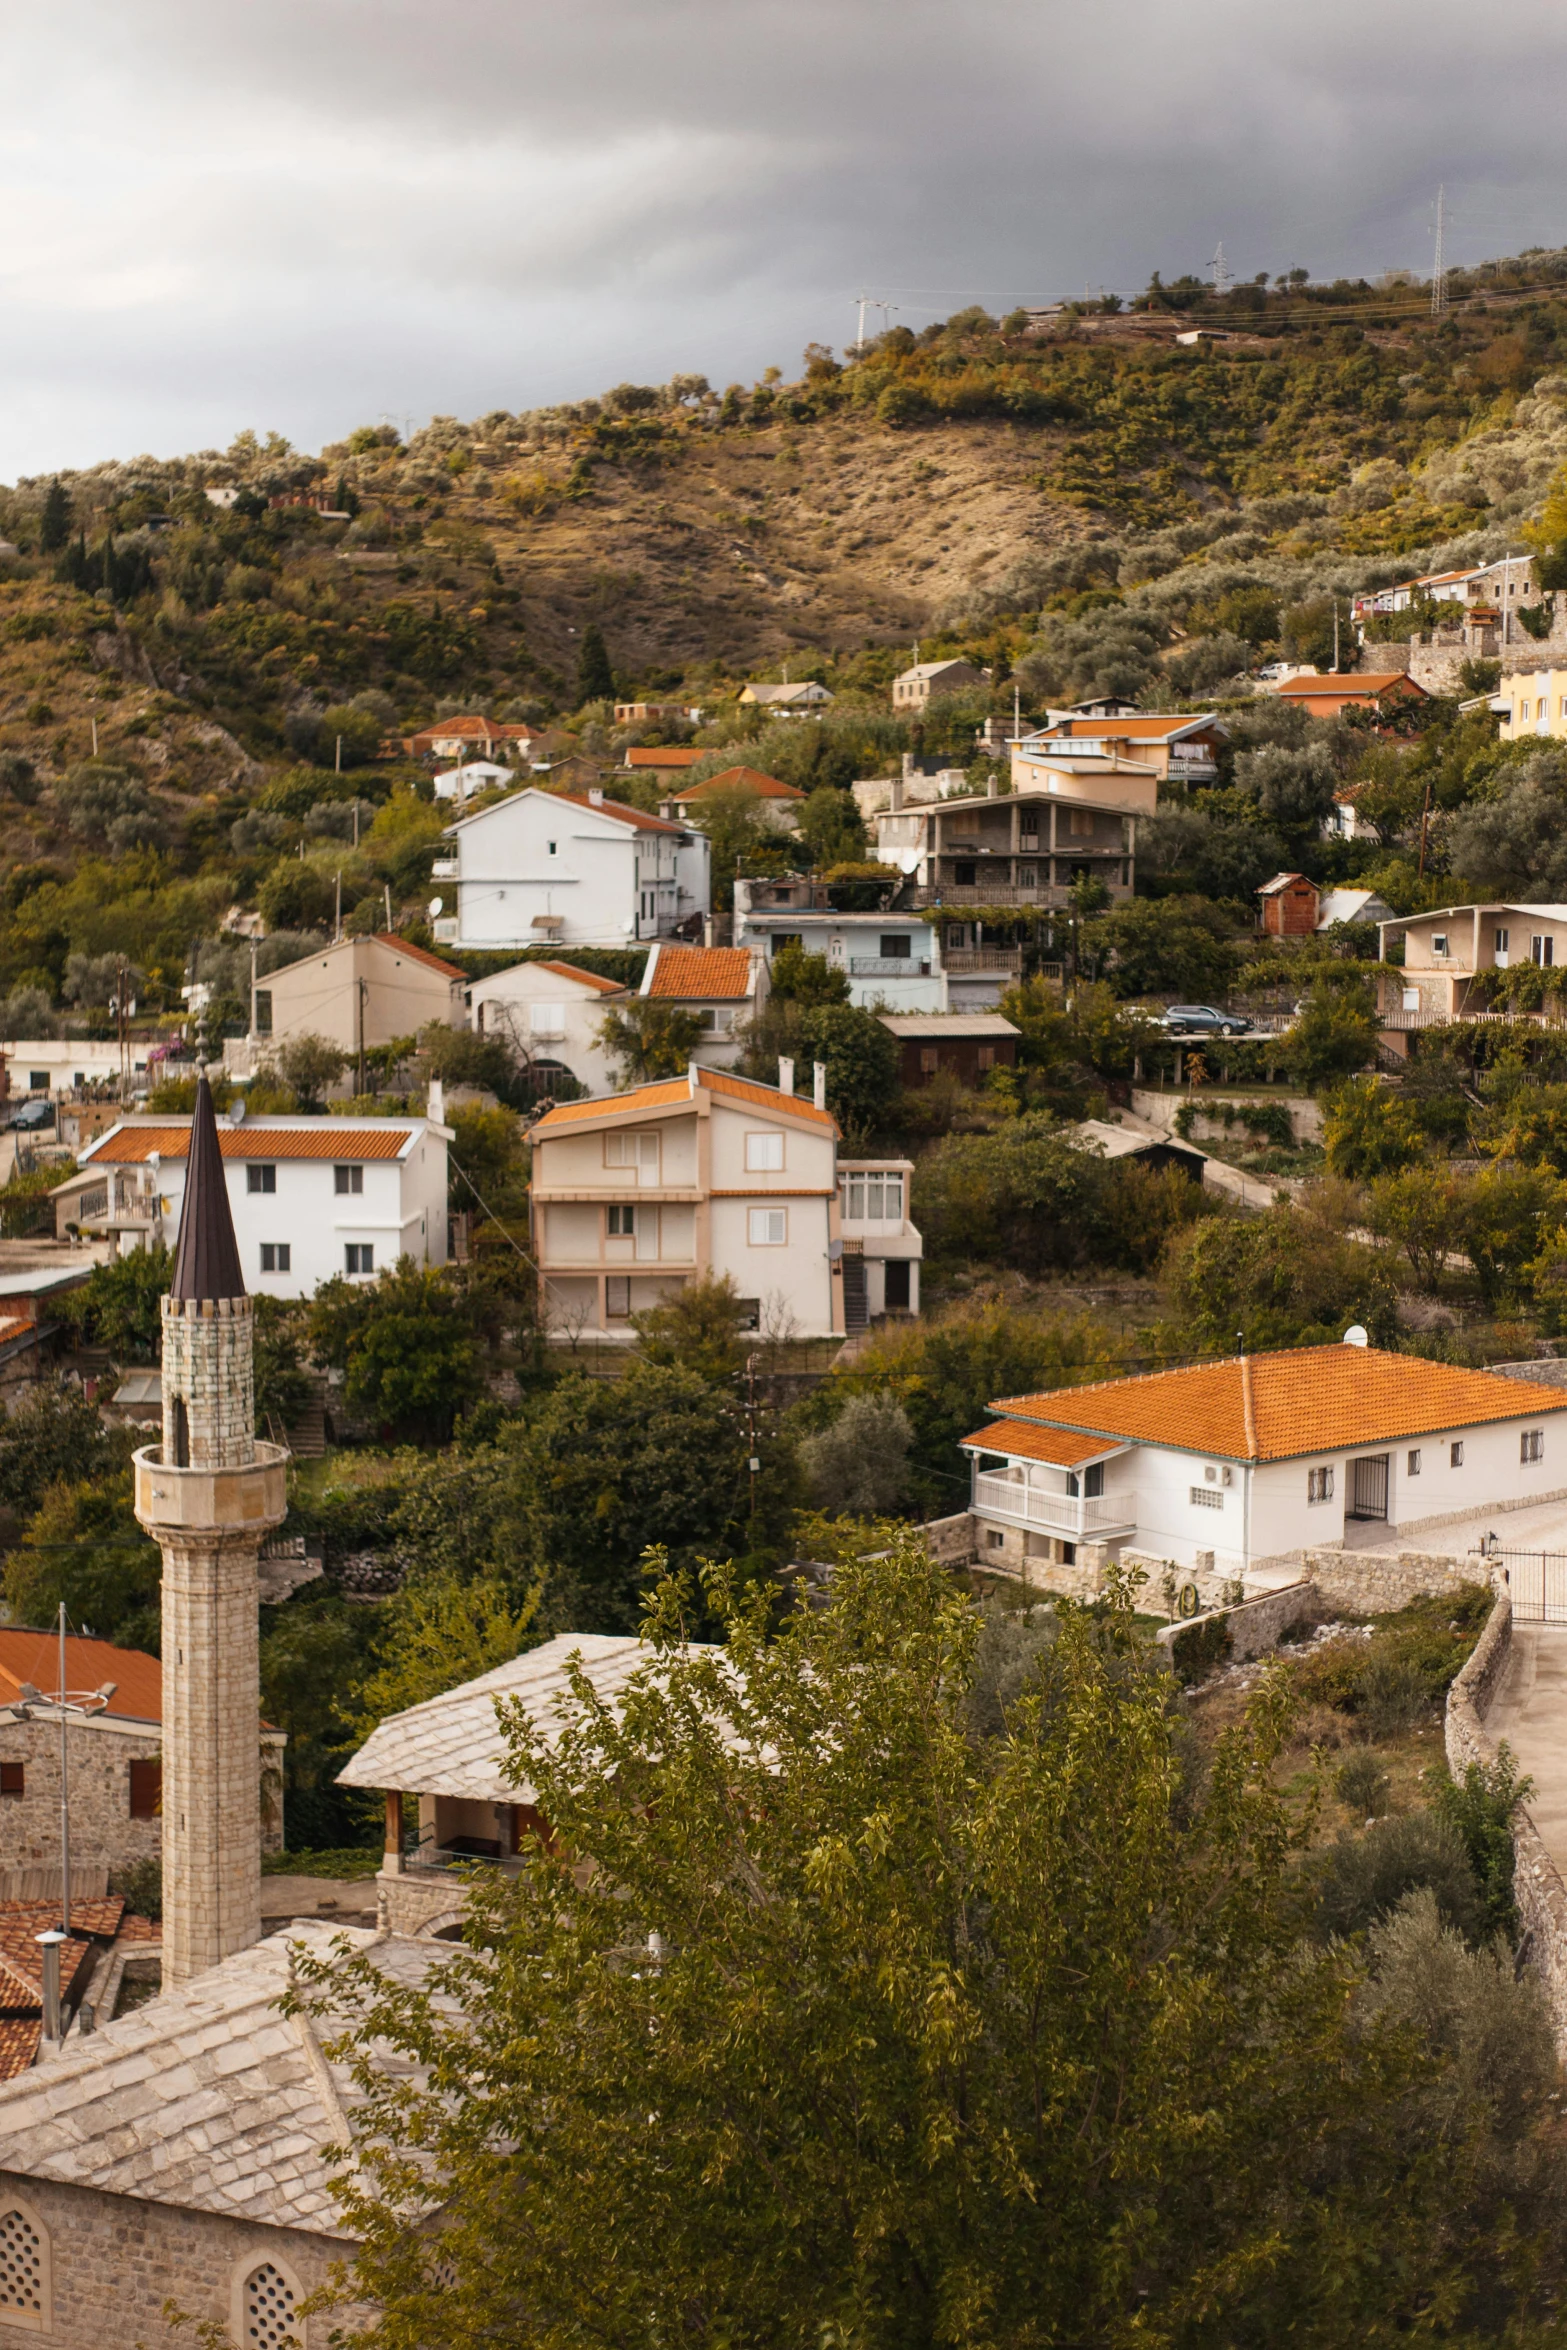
top-left (797, 1002), bottom-right (899, 1138)
top-left (576, 622), bottom-right (615, 707)
top-left (1461, 1163), bottom-right (1567, 1308)
top-left (1364, 1166), bottom-right (1466, 1291)
top-left (3, 1468), bottom-right (161, 1651)
top-left (798, 1392), bottom-right (914, 1515)
top-left (914, 1115), bottom-right (1207, 1277)
top-left (1477, 1080), bottom-right (1567, 1173)
top-left (306, 1259), bottom-right (485, 1438)
top-left (681, 784), bottom-right (777, 911)
top-left (252, 1295), bottom-right (316, 1432)
top-left (767, 944), bottom-right (851, 1007)
top-left (0, 1383), bottom-right (126, 1517)
top-left (1322, 1076), bottom-right (1425, 1179)
top-left (1080, 894), bottom-right (1239, 1001)
top-left (37, 478), bottom-right (71, 553)
top-left (447, 1103), bottom-right (530, 1221)
top-left (1161, 1202), bottom-right (1399, 1351)
top-left (1285, 988), bottom-right (1378, 1092)
top-left (347, 1571), bottom-right (542, 1744)
top-left (298, 1536), bottom-right (1567, 2350)
top-left (315, 703), bottom-right (385, 770)
top-left (53, 1243), bottom-right (172, 1359)
top-left (264, 1031), bottom-right (349, 1109)
top-left (490, 1362), bottom-right (791, 1629)
top-left (631, 1273), bottom-right (746, 1381)
top-left (259, 1590), bottom-right (383, 1849)
top-left (796, 785), bottom-right (867, 868)
top-left (0, 1158), bottom-right (76, 1238)
top-left (597, 998), bottom-right (707, 1083)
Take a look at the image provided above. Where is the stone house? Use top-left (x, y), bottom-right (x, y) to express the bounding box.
top-left (662, 766), bottom-right (807, 834)
top-left (962, 1344), bottom-right (1567, 1600)
top-left (891, 659), bottom-right (985, 712)
top-left (0, 1630), bottom-right (286, 1874)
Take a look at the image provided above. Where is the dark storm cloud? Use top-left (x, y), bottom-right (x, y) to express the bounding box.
top-left (1, 0), bottom-right (1565, 473)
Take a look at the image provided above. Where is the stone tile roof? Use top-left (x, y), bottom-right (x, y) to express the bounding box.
top-left (170, 1076), bottom-right (246, 1302)
top-left (339, 1632), bottom-right (720, 1803)
top-left (0, 1923), bottom-right (438, 2234)
top-left (991, 1345), bottom-right (1567, 1465)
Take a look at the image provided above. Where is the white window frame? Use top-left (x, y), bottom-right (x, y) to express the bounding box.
top-left (748, 1207), bottom-right (787, 1246)
top-left (745, 1131), bottom-right (785, 1172)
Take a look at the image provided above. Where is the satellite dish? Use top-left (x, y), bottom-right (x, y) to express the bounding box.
top-left (428, 896), bottom-right (444, 917)
top-left (228, 1096), bottom-right (247, 1125)
top-left (1343, 1324), bottom-right (1369, 1348)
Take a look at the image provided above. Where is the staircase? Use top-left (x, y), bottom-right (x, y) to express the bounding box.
top-left (842, 1252), bottom-right (868, 1336)
top-left (281, 1375), bottom-right (331, 1459)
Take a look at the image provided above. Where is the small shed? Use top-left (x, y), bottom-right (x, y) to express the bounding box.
top-left (1256, 872), bottom-right (1320, 938)
top-left (878, 1012), bottom-right (1020, 1086)
top-left (1073, 1120), bottom-right (1206, 1184)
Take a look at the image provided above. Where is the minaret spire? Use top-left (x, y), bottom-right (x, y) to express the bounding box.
top-left (134, 1078), bottom-right (286, 1986)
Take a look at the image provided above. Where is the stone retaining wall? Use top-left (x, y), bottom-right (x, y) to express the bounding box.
top-left (1303, 1545), bottom-right (1489, 1614)
top-left (1154, 1579), bottom-right (1316, 1667)
top-left (925, 1511), bottom-right (978, 1568)
top-left (1445, 1588), bottom-right (1567, 2062)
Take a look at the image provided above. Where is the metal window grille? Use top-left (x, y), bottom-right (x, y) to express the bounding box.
top-left (1307, 1467), bottom-right (1335, 1504)
top-left (1523, 1429), bottom-right (1544, 1464)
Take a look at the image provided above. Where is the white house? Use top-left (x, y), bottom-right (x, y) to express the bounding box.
top-left (734, 878), bottom-right (949, 1012)
top-left (1, 1040), bottom-right (152, 1099)
top-left (432, 787), bottom-right (711, 952)
top-left (530, 1064), bottom-right (848, 1339)
top-left (470, 957), bottom-right (630, 1096)
top-left (49, 1114), bottom-right (451, 1295)
top-left (837, 1158), bottom-right (921, 1324)
top-left (433, 760), bottom-right (511, 804)
top-left (963, 1345), bottom-right (1567, 1596)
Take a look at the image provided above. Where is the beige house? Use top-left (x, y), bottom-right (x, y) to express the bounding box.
top-left (662, 767), bottom-right (807, 834)
top-left (1500, 671), bottom-right (1567, 743)
top-left (873, 776), bottom-right (1138, 908)
top-left (470, 956), bottom-right (630, 1096)
top-left (1377, 902), bottom-right (1567, 1028)
top-left (1032, 710), bottom-right (1228, 785)
top-left (529, 1064), bottom-right (848, 1338)
top-left (892, 659), bottom-right (985, 712)
top-left (638, 943), bottom-right (764, 1065)
top-left (250, 932), bottom-right (466, 1056)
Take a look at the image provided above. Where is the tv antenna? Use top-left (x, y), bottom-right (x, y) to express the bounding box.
top-left (1431, 185), bottom-right (1448, 318)
top-left (1210, 241), bottom-right (1232, 297)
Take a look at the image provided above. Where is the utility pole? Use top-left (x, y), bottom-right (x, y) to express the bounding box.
top-left (249, 936), bottom-right (259, 1045)
top-left (334, 869), bottom-right (342, 942)
top-left (335, 734), bottom-right (343, 775)
top-left (357, 977), bottom-right (367, 1098)
top-left (1431, 185), bottom-right (1447, 320)
top-left (1418, 778), bottom-right (1433, 875)
top-left (856, 293), bottom-right (868, 349)
top-left (384, 881), bottom-right (393, 930)
top-left (745, 1350), bottom-right (759, 1529)
top-left (1211, 241), bottom-right (1232, 297)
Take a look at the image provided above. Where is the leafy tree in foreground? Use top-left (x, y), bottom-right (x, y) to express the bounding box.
top-left (298, 1537), bottom-right (1567, 2350)
top-left (306, 1257), bottom-right (484, 1438)
top-left (598, 996), bottom-right (706, 1083)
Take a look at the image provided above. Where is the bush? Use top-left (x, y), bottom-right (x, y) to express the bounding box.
top-left (1427, 1749), bottom-right (1532, 1940)
top-left (109, 1857), bottom-right (162, 1921)
top-left (1336, 1750), bottom-right (1392, 1815)
top-left (799, 1394), bottom-right (915, 1517)
top-left (1315, 1811), bottom-right (1482, 1944)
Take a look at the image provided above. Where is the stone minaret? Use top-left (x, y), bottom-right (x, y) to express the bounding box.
top-left (133, 1080), bottom-right (286, 1986)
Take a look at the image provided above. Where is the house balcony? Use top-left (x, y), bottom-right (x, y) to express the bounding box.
top-left (433, 918), bottom-right (459, 942)
top-left (914, 884), bottom-right (1071, 909)
top-left (973, 1471), bottom-right (1137, 1540)
top-left (850, 956), bottom-right (933, 976)
top-left (942, 948), bottom-right (1022, 976)
top-left (431, 859), bottom-right (459, 880)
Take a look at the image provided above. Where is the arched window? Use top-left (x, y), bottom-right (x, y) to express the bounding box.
top-left (0, 2198), bottom-right (51, 2335)
top-left (235, 2256), bottom-right (302, 2349)
top-left (170, 1394), bottom-right (190, 1468)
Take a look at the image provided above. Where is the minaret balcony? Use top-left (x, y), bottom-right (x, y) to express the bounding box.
top-left (132, 1441), bottom-right (290, 1536)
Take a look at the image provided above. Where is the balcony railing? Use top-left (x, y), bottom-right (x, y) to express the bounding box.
top-left (431, 859), bottom-right (459, 880)
top-left (942, 948), bottom-right (1022, 976)
top-left (974, 1472), bottom-right (1136, 1537)
top-left (849, 956), bottom-right (932, 976)
top-left (433, 918), bottom-right (459, 942)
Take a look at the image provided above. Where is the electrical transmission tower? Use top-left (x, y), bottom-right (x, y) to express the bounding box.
top-left (1210, 241), bottom-right (1232, 296)
top-left (1431, 186), bottom-right (1447, 318)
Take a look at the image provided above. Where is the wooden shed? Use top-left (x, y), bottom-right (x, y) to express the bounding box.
top-left (1256, 872), bottom-right (1320, 938)
top-left (877, 1013), bottom-right (1020, 1087)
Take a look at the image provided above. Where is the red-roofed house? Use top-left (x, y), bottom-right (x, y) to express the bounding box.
top-left (1268, 671), bottom-right (1428, 719)
top-left (662, 768), bottom-right (807, 834)
top-left (961, 1344), bottom-right (1564, 1599)
top-left (0, 1629), bottom-right (286, 1875)
top-left (437, 785), bottom-right (712, 950)
top-left (639, 942), bottom-right (765, 1065)
top-left (470, 957), bottom-right (632, 1097)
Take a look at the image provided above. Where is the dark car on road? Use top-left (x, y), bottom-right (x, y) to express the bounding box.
top-left (8, 1099), bottom-right (54, 1131)
top-left (1158, 1004), bottom-right (1249, 1037)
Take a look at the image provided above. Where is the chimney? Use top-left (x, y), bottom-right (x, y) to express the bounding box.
top-left (891, 773), bottom-right (904, 812)
top-left (813, 1061), bottom-right (827, 1111)
top-left (778, 1054), bottom-right (795, 1095)
top-left (703, 915), bottom-right (716, 948)
top-left (588, 787), bottom-right (604, 806)
top-left (987, 774), bottom-right (998, 797)
top-left (688, 1059), bottom-right (701, 1091)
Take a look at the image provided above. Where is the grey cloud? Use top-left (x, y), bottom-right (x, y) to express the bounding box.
top-left (2, 0), bottom-right (1567, 473)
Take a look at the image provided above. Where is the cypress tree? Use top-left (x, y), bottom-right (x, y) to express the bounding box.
top-left (38, 478), bottom-right (71, 553)
top-left (576, 622), bottom-right (615, 708)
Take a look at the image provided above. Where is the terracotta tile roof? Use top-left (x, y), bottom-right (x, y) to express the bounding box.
top-left (624, 747), bottom-right (702, 768)
top-left (532, 1067), bottom-right (836, 1132)
top-left (0, 1929), bottom-right (94, 2008)
top-left (990, 1345), bottom-right (1567, 1464)
top-left (0, 1317), bottom-right (34, 1348)
top-left (0, 1631), bottom-right (162, 1724)
top-left (1044, 715), bottom-right (1221, 740)
top-left (1276, 673), bottom-right (1424, 699)
top-left (959, 1418), bottom-right (1123, 1468)
top-left (530, 960), bottom-right (626, 994)
top-left (551, 791), bottom-right (684, 833)
top-left (374, 932), bottom-right (465, 977)
top-left (673, 767), bottom-right (806, 802)
top-left (0, 1898), bottom-right (126, 1940)
top-left (0, 2020), bottom-right (39, 2080)
top-left (83, 1125), bottom-right (412, 1166)
top-left (645, 947), bottom-right (754, 1000)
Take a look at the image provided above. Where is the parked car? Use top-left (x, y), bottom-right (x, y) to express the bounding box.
top-left (7, 1098), bottom-right (54, 1131)
top-left (1158, 1005), bottom-right (1249, 1037)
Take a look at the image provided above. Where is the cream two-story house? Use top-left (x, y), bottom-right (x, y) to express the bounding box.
top-left (1377, 901), bottom-right (1567, 1026)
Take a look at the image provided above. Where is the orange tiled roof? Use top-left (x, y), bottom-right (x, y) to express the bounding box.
top-left (1045, 716), bottom-right (1220, 740)
top-left (1276, 673), bottom-right (1424, 699)
top-left (550, 792), bottom-right (684, 834)
top-left (374, 932), bottom-right (464, 977)
top-left (531, 960), bottom-right (625, 995)
top-left (0, 1897), bottom-right (126, 1939)
top-left (990, 1345), bottom-right (1567, 1464)
top-left (959, 1418), bottom-right (1122, 1468)
top-left (84, 1126), bottom-right (412, 1166)
top-left (624, 747), bottom-right (702, 769)
top-left (0, 1630), bottom-right (163, 1723)
top-left (532, 1067), bottom-right (835, 1132)
top-left (645, 947), bottom-right (753, 1000)
top-left (674, 767), bottom-right (806, 802)
top-left (0, 2020), bottom-right (40, 2080)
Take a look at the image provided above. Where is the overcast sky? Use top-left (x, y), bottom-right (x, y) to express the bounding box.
top-left (2, 0), bottom-right (1564, 480)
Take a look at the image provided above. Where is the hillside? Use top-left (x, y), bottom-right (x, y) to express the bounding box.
top-left (3, 252), bottom-right (1567, 1010)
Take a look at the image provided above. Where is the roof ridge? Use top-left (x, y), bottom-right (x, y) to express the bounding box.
top-left (1240, 1352), bottom-right (1257, 1455)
